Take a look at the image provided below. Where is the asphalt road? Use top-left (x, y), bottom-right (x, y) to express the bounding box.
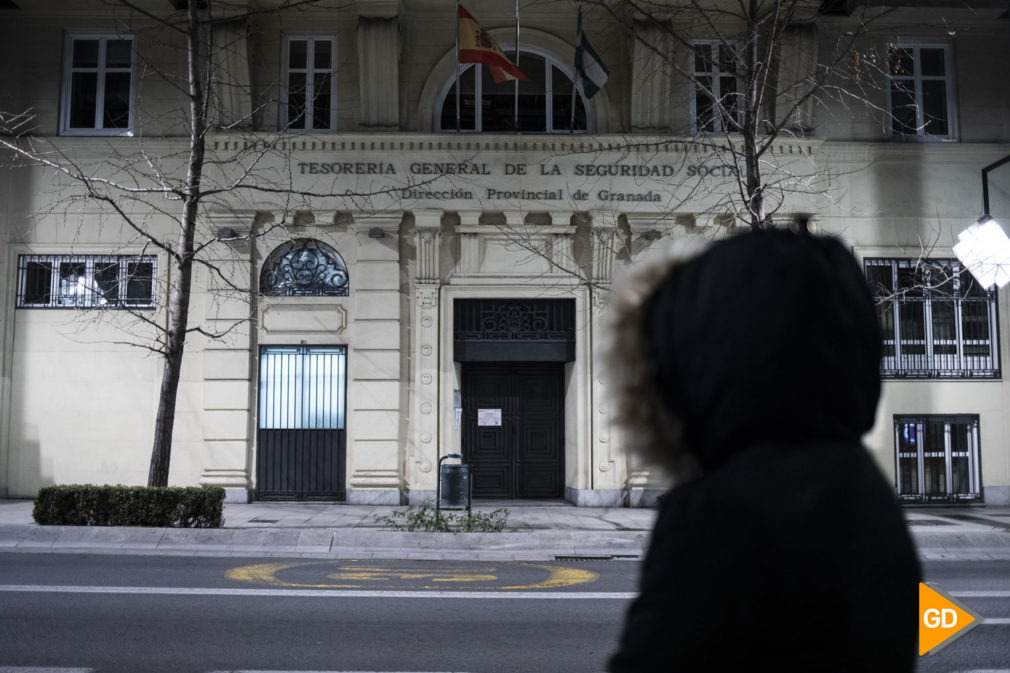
top-left (0, 553), bottom-right (637, 673)
top-left (0, 553), bottom-right (1006, 672)
top-left (918, 560), bottom-right (1010, 673)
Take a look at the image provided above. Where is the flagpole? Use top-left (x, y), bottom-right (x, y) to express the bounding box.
top-left (514, 0), bottom-right (520, 133)
top-left (571, 5), bottom-right (580, 134)
top-left (455, 0), bottom-right (461, 133)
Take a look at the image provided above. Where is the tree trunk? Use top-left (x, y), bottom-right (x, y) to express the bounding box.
top-left (147, 3), bottom-right (207, 487)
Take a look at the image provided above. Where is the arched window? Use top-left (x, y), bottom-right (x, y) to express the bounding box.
top-left (438, 49), bottom-right (588, 133)
top-left (260, 238), bottom-right (349, 297)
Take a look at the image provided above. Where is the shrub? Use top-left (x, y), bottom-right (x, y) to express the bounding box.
top-left (378, 501), bottom-right (510, 533)
top-left (32, 484), bottom-right (224, 528)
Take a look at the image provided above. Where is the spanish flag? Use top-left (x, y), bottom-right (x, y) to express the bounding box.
top-left (458, 4), bottom-right (530, 83)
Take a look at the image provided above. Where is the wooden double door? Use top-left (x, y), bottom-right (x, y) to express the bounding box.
top-left (461, 363), bottom-right (565, 499)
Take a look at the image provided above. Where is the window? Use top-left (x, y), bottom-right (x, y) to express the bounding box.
top-left (438, 50), bottom-right (588, 132)
top-left (887, 44), bottom-right (956, 140)
top-left (259, 346), bottom-right (346, 430)
top-left (281, 36), bottom-right (337, 131)
top-left (867, 258), bottom-right (998, 378)
top-left (16, 255), bottom-right (156, 308)
top-left (260, 239), bottom-right (349, 296)
top-left (61, 36), bottom-right (134, 135)
top-left (691, 41), bottom-right (742, 134)
top-left (895, 415), bottom-right (981, 503)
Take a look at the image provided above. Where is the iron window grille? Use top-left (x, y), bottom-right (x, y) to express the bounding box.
top-left (690, 40), bottom-right (743, 134)
top-left (437, 48), bottom-right (589, 133)
top-left (281, 36), bottom-right (337, 131)
top-left (259, 346), bottom-right (347, 430)
top-left (260, 238), bottom-right (349, 297)
top-left (895, 415), bottom-right (982, 504)
top-left (60, 35), bottom-right (134, 136)
top-left (16, 254), bottom-right (156, 309)
top-left (866, 258), bottom-right (998, 378)
top-left (886, 43), bottom-right (957, 141)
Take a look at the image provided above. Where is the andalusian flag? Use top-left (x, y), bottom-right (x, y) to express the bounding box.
top-left (458, 4), bottom-right (529, 83)
top-left (575, 7), bottom-right (608, 98)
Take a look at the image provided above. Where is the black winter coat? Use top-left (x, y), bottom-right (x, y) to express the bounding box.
top-left (606, 231), bottom-right (920, 671)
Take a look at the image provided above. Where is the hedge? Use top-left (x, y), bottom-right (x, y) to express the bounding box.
top-left (32, 484), bottom-right (225, 528)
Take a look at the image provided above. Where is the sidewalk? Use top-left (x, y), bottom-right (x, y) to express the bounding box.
top-left (1, 498), bottom-right (1009, 561)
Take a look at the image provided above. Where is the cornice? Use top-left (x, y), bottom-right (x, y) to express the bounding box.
top-left (206, 133), bottom-right (823, 158)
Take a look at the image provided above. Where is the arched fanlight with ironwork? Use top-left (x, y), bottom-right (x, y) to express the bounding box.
top-left (260, 238), bottom-right (349, 296)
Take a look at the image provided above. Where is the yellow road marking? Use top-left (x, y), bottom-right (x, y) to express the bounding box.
top-left (226, 561), bottom-right (597, 590)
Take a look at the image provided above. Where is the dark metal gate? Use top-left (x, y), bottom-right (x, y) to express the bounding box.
top-left (256, 345), bottom-right (346, 501)
top-left (462, 363), bottom-right (564, 499)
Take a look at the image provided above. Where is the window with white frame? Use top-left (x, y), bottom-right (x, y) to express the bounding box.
top-left (281, 36), bottom-right (337, 131)
top-left (887, 44), bottom-right (956, 140)
top-left (438, 49), bottom-right (588, 133)
top-left (691, 41), bottom-right (743, 134)
top-left (16, 255), bottom-right (156, 308)
top-left (61, 35), bottom-right (134, 135)
top-left (895, 415), bottom-right (981, 504)
top-left (865, 258), bottom-right (998, 378)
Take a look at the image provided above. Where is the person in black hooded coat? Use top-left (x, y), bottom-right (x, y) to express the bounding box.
top-left (606, 229), bottom-right (920, 672)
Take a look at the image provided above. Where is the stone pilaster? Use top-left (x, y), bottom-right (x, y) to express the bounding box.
top-left (630, 17), bottom-right (673, 132)
top-left (357, 5), bottom-right (401, 129)
top-left (409, 210), bottom-right (442, 499)
top-left (347, 211), bottom-right (403, 503)
top-left (199, 212), bottom-right (255, 503)
top-left (777, 24), bottom-right (819, 134)
top-left (590, 217), bottom-right (619, 285)
top-left (456, 210), bottom-right (481, 275)
top-left (210, 18), bottom-right (252, 129)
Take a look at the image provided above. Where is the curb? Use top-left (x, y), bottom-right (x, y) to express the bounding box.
top-left (0, 524), bottom-right (651, 561)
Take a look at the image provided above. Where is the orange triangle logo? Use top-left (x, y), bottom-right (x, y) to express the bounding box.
top-left (919, 582), bottom-right (983, 655)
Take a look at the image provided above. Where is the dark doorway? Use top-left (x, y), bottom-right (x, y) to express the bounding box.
top-left (462, 362), bottom-right (565, 499)
top-left (256, 345), bottom-right (347, 501)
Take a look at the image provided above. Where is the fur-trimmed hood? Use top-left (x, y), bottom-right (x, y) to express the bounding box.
top-left (606, 229), bottom-right (881, 481)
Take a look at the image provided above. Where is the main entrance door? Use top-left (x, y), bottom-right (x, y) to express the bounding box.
top-left (256, 345), bottom-right (347, 501)
top-left (462, 363), bottom-right (564, 499)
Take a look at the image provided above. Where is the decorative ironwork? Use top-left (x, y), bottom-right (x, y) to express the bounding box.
top-left (16, 254), bottom-right (156, 309)
top-left (261, 238), bottom-right (349, 296)
top-left (454, 299), bottom-right (575, 342)
top-left (866, 258), bottom-right (999, 379)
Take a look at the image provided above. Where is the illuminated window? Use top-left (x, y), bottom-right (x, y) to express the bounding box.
top-left (866, 258), bottom-right (998, 378)
top-left (16, 255), bottom-right (155, 308)
top-left (259, 346), bottom-right (346, 430)
top-left (895, 415), bottom-right (981, 504)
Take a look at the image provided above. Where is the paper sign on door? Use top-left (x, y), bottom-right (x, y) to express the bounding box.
top-left (477, 408), bottom-right (502, 426)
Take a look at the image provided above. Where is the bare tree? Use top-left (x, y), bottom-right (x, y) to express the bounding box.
top-left (576, 0), bottom-right (904, 231)
top-left (0, 0), bottom-right (371, 487)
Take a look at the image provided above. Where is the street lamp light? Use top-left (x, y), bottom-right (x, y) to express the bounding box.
top-left (953, 154), bottom-right (1010, 289)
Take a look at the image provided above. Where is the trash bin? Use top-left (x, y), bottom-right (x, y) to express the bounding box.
top-left (437, 453), bottom-right (471, 513)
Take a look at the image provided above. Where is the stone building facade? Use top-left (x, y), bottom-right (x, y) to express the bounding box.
top-left (1, 0), bottom-right (1009, 506)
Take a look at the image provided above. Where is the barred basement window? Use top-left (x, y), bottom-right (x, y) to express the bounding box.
top-left (866, 258), bottom-right (999, 378)
top-left (260, 239), bottom-right (349, 296)
top-left (16, 255), bottom-right (155, 308)
top-left (895, 415), bottom-right (982, 504)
